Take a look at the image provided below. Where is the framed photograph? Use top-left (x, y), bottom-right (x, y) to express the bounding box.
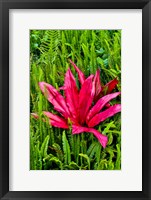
top-left (0, 0), bottom-right (151, 199)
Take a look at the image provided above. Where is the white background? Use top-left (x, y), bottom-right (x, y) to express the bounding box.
top-left (9, 9), bottom-right (142, 191)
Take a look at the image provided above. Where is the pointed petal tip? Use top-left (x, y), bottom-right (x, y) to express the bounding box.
top-left (31, 113), bottom-right (39, 119)
top-left (88, 74), bottom-right (94, 80)
top-left (117, 104), bottom-right (121, 111)
top-left (90, 128), bottom-right (108, 148)
top-left (69, 59), bottom-right (76, 67)
top-left (38, 81), bottom-right (46, 91)
top-left (69, 59), bottom-right (73, 64)
top-left (38, 81), bottom-right (42, 87)
top-left (88, 103), bottom-right (121, 127)
top-left (59, 86), bottom-right (65, 90)
top-left (72, 125), bottom-right (108, 148)
top-left (66, 67), bottom-right (73, 77)
top-left (100, 135), bottom-right (108, 148)
top-left (67, 67), bottom-right (71, 72)
top-left (95, 69), bottom-right (101, 76)
top-left (43, 111), bottom-right (51, 118)
top-left (43, 111), bottom-right (69, 129)
top-left (38, 81), bottom-right (45, 86)
top-left (69, 60), bottom-right (85, 85)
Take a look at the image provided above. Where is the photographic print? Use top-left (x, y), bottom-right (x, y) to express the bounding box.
top-left (30, 30), bottom-right (121, 170)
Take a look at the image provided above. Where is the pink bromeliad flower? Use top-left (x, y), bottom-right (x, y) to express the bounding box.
top-left (32, 60), bottom-right (121, 148)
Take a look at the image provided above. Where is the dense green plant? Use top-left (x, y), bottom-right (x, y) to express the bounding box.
top-left (30, 30), bottom-right (121, 170)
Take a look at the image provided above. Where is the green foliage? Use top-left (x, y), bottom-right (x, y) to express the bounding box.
top-left (79, 153), bottom-right (90, 170)
top-left (30, 130), bottom-right (42, 170)
top-left (62, 131), bottom-right (71, 165)
top-left (40, 135), bottom-right (50, 158)
top-left (30, 30), bottom-right (121, 170)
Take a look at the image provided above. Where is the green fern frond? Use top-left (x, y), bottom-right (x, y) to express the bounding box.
top-left (52, 143), bottom-right (64, 161)
top-left (40, 135), bottom-right (50, 158)
top-left (49, 157), bottom-right (63, 170)
top-left (79, 153), bottom-right (90, 170)
top-left (35, 142), bottom-right (42, 170)
top-left (62, 131), bottom-right (71, 165)
top-left (87, 142), bottom-right (98, 159)
top-left (115, 144), bottom-right (121, 169)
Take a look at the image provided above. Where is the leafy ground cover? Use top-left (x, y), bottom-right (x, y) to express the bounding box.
top-left (30, 30), bottom-right (121, 170)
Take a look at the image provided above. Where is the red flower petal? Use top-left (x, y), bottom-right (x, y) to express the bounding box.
top-left (103, 77), bottom-right (118, 94)
top-left (88, 104), bottom-right (121, 127)
top-left (43, 111), bottom-right (69, 129)
top-left (59, 86), bottom-right (65, 90)
top-left (69, 60), bottom-right (85, 85)
top-left (79, 75), bottom-right (95, 124)
top-left (105, 103), bottom-right (111, 108)
top-left (31, 113), bottom-right (39, 119)
top-left (72, 125), bottom-right (108, 148)
top-left (39, 82), bottom-right (70, 119)
top-left (86, 92), bottom-right (121, 123)
top-left (64, 68), bottom-right (79, 122)
top-left (93, 69), bottom-right (102, 102)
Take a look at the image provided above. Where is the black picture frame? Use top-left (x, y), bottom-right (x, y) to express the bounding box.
top-left (0, 0), bottom-right (151, 199)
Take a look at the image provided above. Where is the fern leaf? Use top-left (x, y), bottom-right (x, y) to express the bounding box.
top-left (95, 142), bottom-right (101, 165)
top-left (98, 159), bottom-right (108, 170)
top-left (62, 131), bottom-right (71, 165)
top-left (115, 144), bottom-right (121, 169)
top-left (52, 143), bottom-right (63, 161)
top-left (36, 143), bottom-right (42, 170)
top-left (49, 157), bottom-right (63, 170)
top-left (79, 153), bottom-right (90, 170)
top-left (87, 142), bottom-right (97, 159)
top-left (40, 135), bottom-right (50, 158)
top-left (69, 161), bottom-right (80, 170)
